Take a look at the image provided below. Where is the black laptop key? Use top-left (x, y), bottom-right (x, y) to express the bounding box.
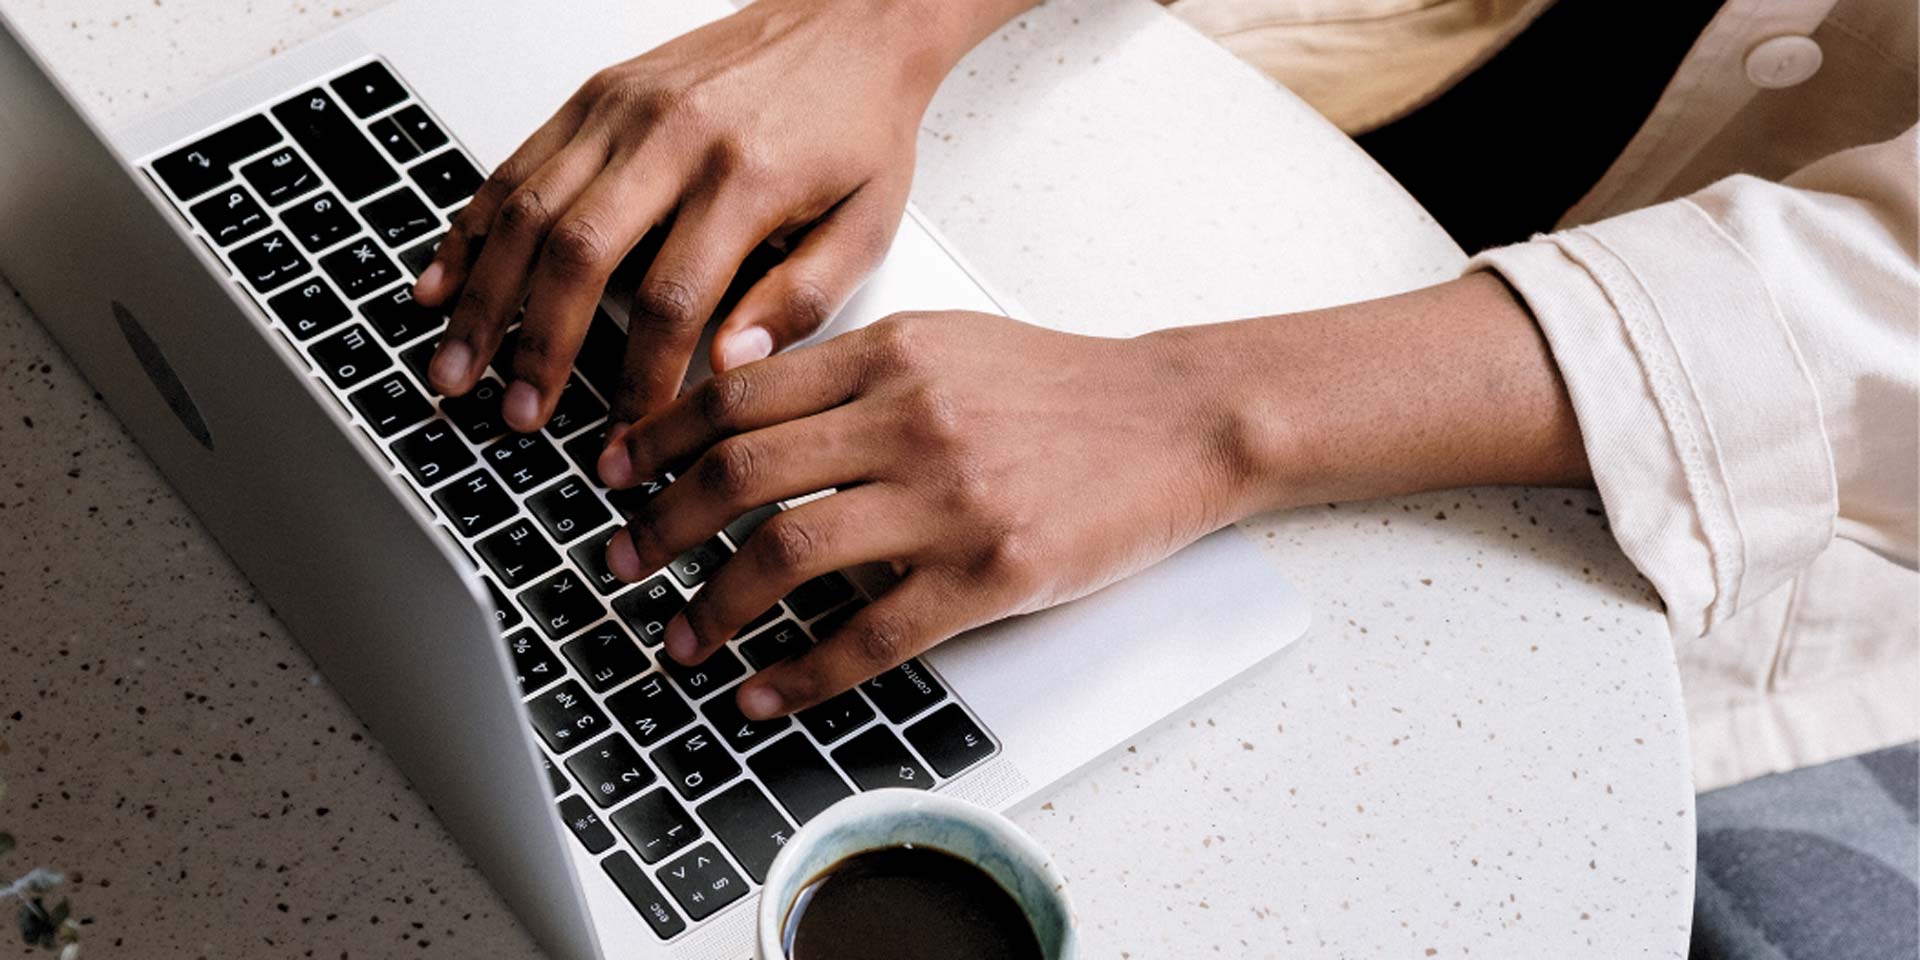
top-left (545, 375), bottom-right (607, 439)
top-left (561, 622), bottom-right (650, 693)
top-left (832, 725), bottom-right (934, 792)
top-left (392, 104), bottom-right (448, 152)
top-left (569, 530), bottom-right (626, 596)
top-left (606, 672), bottom-right (695, 747)
top-left (267, 279), bottom-right (350, 340)
top-left (722, 504), bottom-right (780, 548)
top-left (808, 601), bottom-right (863, 643)
top-left (307, 324), bottom-right (388, 389)
top-left (613, 789), bottom-right (702, 867)
top-left (563, 423), bottom-right (612, 479)
top-left (702, 686), bottom-right (791, 753)
top-left (189, 185), bottom-right (270, 246)
top-left (860, 658), bottom-right (947, 724)
top-left (441, 377), bottom-right (507, 443)
top-left (698, 781), bottom-right (793, 883)
top-left (528, 477), bottom-right (613, 544)
top-left (565, 733), bottom-right (656, 809)
top-left (520, 569), bottom-right (604, 641)
top-left (576, 307), bottom-right (628, 400)
top-left (651, 725), bottom-right (740, 801)
top-left (368, 115), bottom-right (423, 164)
top-left (658, 843), bottom-right (747, 921)
top-left (361, 187), bottom-right (438, 248)
top-left (613, 574), bottom-right (684, 647)
top-left (239, 147), bottom-right (319, 207)
top-left (229, 230), bottom-right (309, 293)
top-left (484, 577), bottom-right (523, 629)
top-left (153, 114), bottom-right (278, 201)
top-left (527, 680), bottom-right (609, 754)
top-left (738, 603), bottom-right (784, 638)
top-left (432, 469), bottom-right (516, 537)
top-left (398, 233), bottom-right (443, 277)
top-left (483, 431), bottom-right (567, 493)
top-left (390, 420), bottom-right (473, 487)
top-left (662, 646), bottom-right (746, 702)
top-left (320, 237), bottom-right (402, 300)
top-left (748, 732), bottom-right (853, 825)
top-left (556, 794), bottom-right (615, 854)
top-left (361, 285), bottom-right (442, 347)
top-left (606, 475), bottom-right (671, 516)
top-left (787, 572), bottom-right (854, 621)
top-left (904, 704), bottom-right (996, 777)
top-left (796, 690), bottom-right (875, 746)
top-left (475, 518), bottom-right (561, 589)
top-left (739, 619), bottom-right (811, 671)
top-left (331, 61), bottom-right (408, 117)
top-left (602, 853), bottom-right (687, 941)
top-left (283, 192), bottom-right (359, 253)
top-left (668, 537), bottom-right (730, 590)
top-left (504, 627), bottom-right (563, 694)
top-left (410, 149), bottom-right (484, 208)
top-left (541, 753), bottom-right (568, 796)
top-left (401, 337), bottom-right (439, 388)
top-left (272, 87), bottom-right (399, 202)
top-left (347, 372), bottom-right (432, 437)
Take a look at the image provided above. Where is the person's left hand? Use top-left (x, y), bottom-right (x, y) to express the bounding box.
top-left (595, 311), bottom-right (1255, 719)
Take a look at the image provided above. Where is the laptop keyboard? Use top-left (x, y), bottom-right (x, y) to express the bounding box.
top-left (141, 56), bottom-right (999, 942)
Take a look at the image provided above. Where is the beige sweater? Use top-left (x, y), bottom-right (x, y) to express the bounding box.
top-left (1169, 0), bottom-right (1919, 791)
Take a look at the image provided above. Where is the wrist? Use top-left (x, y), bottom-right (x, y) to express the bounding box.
top-left (1142, 275), bottom-right (1590, 518)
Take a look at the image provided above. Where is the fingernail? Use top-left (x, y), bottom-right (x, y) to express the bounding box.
top-left (738, 684), bottom-right (783, 721)
top-left (414, 262), bottom-right (444, 298)
top-left (429, 340), bottom-right (472, 391)
top-left (664, 614), bottom-right (697, 664)
top-left (606, 530), bottom-right (642, 582)
top-left (503, 380), bottom-right (541, 430)
top-left (597, 443), bottom-right (634, 488)
top-left (717, 326), bottom-right (773, 370)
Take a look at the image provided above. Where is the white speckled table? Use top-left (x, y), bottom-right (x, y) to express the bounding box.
top-left (0, 0), bottom-right (1695, 956)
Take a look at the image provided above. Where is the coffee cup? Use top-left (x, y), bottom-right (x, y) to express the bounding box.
top-left (755, 789), bottom-right (1077, 960)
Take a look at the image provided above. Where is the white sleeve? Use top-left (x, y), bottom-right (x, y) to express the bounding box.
top-left (1468, 125), bottom-right (1918, 640)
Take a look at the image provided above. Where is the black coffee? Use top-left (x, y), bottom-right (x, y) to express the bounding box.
top-left (781, 846), bottom-right (1044, 960)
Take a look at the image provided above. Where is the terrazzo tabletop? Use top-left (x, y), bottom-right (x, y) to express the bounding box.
top-left (0, 0), bottom-right (1695, 956)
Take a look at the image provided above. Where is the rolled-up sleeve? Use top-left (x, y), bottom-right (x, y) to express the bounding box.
top-left (1468, 125), bottom-right (1919, 640)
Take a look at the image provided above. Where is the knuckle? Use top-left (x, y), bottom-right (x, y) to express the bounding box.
top-left (632, 276), bottom-right (699, 330)
top-left (849, 611), bottom-right (910, 668)
top-left (865, 316), bottom-right (924, 373)
top-left (754, 515), bottom-right (821, 573)
top-left (696, 370), bottom-right (754, 430)
top-left (480, 162), bottom-right (523, 199)
top-left (904, 384), bottom-right (963, 444)
top-left (696, 438), bottom-right (761, 501)
top-left (982, 530), bottom-right (1039, 584)
top-left (498, 187), bottom-right (553, 234)
top-left (545, 216), bottom-right (615, 273)
top-left (781, 278), bottom-right (834, 333)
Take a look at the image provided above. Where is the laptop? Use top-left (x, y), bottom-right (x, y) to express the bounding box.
top-left (0, 0), bottom-right (1310, 956)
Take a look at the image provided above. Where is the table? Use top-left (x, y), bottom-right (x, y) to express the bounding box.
top-left (0, 0), bottom-right (1695, 955)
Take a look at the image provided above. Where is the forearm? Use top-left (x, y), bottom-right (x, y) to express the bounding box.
top-left (1160, 272), bottom-right (1591, 520)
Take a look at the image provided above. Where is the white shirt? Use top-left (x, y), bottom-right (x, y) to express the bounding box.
top-left (1172, 0), bottom-right (1919, 789)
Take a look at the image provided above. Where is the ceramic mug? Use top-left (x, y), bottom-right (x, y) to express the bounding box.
top-left (755, 789), bottom-right (1077, 959)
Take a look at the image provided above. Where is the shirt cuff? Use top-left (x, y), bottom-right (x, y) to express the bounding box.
top-left (1468, 199), bottom-right (1837, 640)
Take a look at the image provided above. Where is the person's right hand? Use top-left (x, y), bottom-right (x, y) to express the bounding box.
top-left (411, 0), bottom-right (1021, 432)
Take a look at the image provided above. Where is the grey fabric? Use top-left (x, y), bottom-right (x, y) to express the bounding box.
top-left (1690, 742), bottom-right (1919, 960)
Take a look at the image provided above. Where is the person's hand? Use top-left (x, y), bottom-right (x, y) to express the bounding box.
top-left (596, 312), bottom-right (1257, 719)
top-left (411, 0), bottom-right (1017, 430)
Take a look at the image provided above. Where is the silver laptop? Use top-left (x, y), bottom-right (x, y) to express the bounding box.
top-left (0, 0), bottom-right (1309, 956)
